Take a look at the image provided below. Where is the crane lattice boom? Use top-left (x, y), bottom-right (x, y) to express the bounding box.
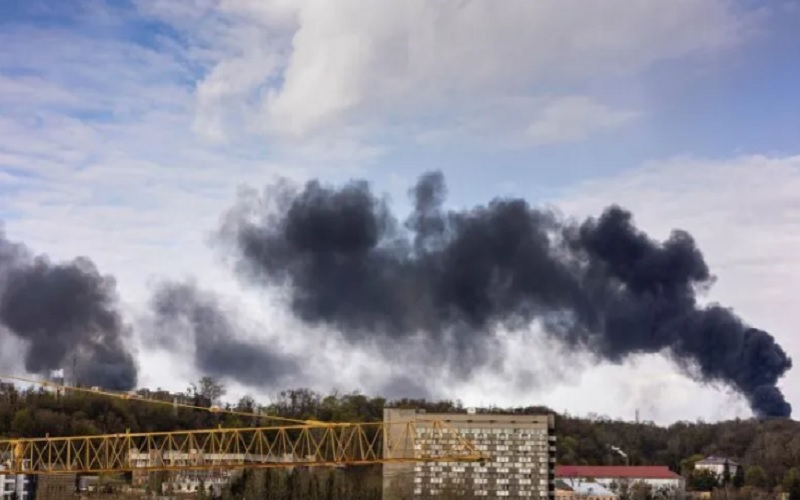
top-left (0, 421), bottom-right (482, 474)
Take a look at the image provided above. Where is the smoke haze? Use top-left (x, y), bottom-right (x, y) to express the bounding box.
top-left (0, 230), bottom-right (137, 390)
top-left (150, 281), bottom-right (301, 387)
top-left (220, 171), bottom-right (793, 417)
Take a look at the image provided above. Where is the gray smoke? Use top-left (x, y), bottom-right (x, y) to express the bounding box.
top-left (150, 281), bottom-right (300, 387)
top-left (0, 229), bottom-right (137, 390)
top-left (219, 171), bottom-right (793, 418)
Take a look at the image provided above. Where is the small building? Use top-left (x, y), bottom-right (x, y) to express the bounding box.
top-left (694, 457), bottom-right (739, 479)
top-left (556, 479), bottom-right (617, 499)
top-left (31, 473), bottom-right (75, 500)
top-left (129, 449), bottom-right (303, 495)
top-left (557, 465), bottom-right (684, 496)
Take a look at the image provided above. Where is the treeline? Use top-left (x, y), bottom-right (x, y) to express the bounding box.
top-left (217, 467), bottom-right (382, 500)
top-left (1, 380), bottom-right (800, 498)
top-left (556, 413), bottom-right (800, 498)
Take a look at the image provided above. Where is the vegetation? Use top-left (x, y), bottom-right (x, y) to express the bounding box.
top-left (1, 381), bottom-right (799, 499)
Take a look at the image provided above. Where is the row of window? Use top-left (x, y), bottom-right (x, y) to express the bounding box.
top-left (416, 473), bottom-right (549, 481)
top-left (416, 428), bottom-right (550, 437)
top-left (413, 487), bottom-right (551, 496)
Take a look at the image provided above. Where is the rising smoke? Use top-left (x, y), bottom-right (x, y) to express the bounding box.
top-left (150, 281), bottom-right (300, 387)
top-left (0, 229), bottom-right (137, 390)
top-left (219, 171), bottom-right (793, 418)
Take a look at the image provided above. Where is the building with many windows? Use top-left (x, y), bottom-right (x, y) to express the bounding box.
top-left (383, 409), bottom-right (556, 498)
top-left (0, 462), bottom-right (34, 499)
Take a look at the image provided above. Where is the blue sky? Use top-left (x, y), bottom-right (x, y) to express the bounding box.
top-left (1, 0), bottom-right (799, 423)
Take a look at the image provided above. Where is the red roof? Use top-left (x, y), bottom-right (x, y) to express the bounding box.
top-left (556, 465), bottom-right (682, 480)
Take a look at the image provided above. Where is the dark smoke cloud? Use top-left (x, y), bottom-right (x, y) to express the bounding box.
top-left (378, 375), bottom-right (432, 401)
top-left (150, 282), bottom-right (300, 387)
top-left (219, 172), bottom-right (793, 418)
top-left (0, 230), bottom-right (137, 390)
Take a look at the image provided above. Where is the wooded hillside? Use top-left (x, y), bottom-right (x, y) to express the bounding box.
top-left (1, 381), bottom-right (798, 499)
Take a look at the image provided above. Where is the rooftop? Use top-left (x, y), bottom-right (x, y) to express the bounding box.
top-left (556, 465), bottom-right (682, 480)
top-left (696, 456), bottom-right (739, 466)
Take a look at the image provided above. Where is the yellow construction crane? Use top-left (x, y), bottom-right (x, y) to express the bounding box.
top-left (0, 375), bottom-right (483, 475)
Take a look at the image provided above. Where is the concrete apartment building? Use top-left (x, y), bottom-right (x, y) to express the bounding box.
top-left (0, 461), bottom-right (34, 499)
top-left (383, 409), bottom-right (557, 499)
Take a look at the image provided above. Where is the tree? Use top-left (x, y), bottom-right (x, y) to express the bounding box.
top-left (783, 468), bottom-right (800, 500)
top-left (679, 454), bottom-right (705, 476)
top-left (188, 377), bottom-right (226, 406)
top-left (236, 395), bottom-right (256, 412)
top-left (630, 482), bottom-right (652, 500)
top-left (732, 463), bottom-right (745, 488)
top-left (722, 459), bottom-right (731, 486)
top-left (745, 465), bottom-right (767, 489)
top-left (689, 469), bottom-right (719, 491)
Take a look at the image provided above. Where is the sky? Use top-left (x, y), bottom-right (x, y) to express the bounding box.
top-left (1, 0), bottom-right (799, 425)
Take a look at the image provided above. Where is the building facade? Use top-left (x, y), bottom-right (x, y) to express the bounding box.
top-left (129, 449), bottom-right (302, 495)
top-left (555, 479), bottom-right (617, 499)
top-left (0, 462), bottom-right (34, 499)
top-left (383, 409), bottom-right (557, 499)
top-left (694, 457), bottom-right (739, 479)
top-left (556, 466), bottom-right (684, 496)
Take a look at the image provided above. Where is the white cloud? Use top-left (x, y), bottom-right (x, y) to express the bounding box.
top-left (526, 96), bottom-right (639, 145)
top-left (153, 0), bottom-right (752, 141)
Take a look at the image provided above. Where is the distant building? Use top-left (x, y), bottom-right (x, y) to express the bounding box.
top-left (556, 466), bottom-right (684, 496)
top-left (129, 449), bottom-right (303, 495)
top-left (556, 479), bottom-right (617, 499)
top-left (44, 374), bottom-right (66, 396)
top-left (31, 473), bottom-right (75, 500)
top-left (0, 461), bottom-right (34, 499)
top-left (135, 388), bottom-right (192, 404)
top-left (694, 457), bottom-right (739, 479)
top-left (383, 408), bottom-right (557, 498)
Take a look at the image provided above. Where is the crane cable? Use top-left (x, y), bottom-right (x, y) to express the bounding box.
top-left (0, 374), bottom-right (313, 426)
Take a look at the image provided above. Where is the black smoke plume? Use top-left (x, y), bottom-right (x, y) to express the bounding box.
top-left (220, 172), bottom-right (793, 418)
top-left (0, 229), bottom-right (137, 390)
top-left (150, 282), bottom-right (300, 387)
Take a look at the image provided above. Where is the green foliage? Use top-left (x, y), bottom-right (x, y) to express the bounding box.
top-left (679, 453), bottom-right (705, 475)
top-left (221, 467), bottom-right (381, 500)
top-left (732, 463), bottom-right (745, 488)
top-left (784, 468), bottom-right (800, 500)
top-left (555, 415), bottom-right (800, 490)
top-left (745, 465), bottom-right (768, 488)
top-left (689, 469), bottom-right (719, 491)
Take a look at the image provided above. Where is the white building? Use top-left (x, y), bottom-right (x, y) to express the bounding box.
top-left (383, 409), bottom-right (557, 498)
top-left (556, 466), bottom-right (684, 496)
top-left (694, 457), bottom-right (740, 479)
top-left (129, 450), bottom-right (303, 495)
top-left (556, 479), bottom-right (617, 499)
top-left (0, 463), bottom-right (33, 499)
